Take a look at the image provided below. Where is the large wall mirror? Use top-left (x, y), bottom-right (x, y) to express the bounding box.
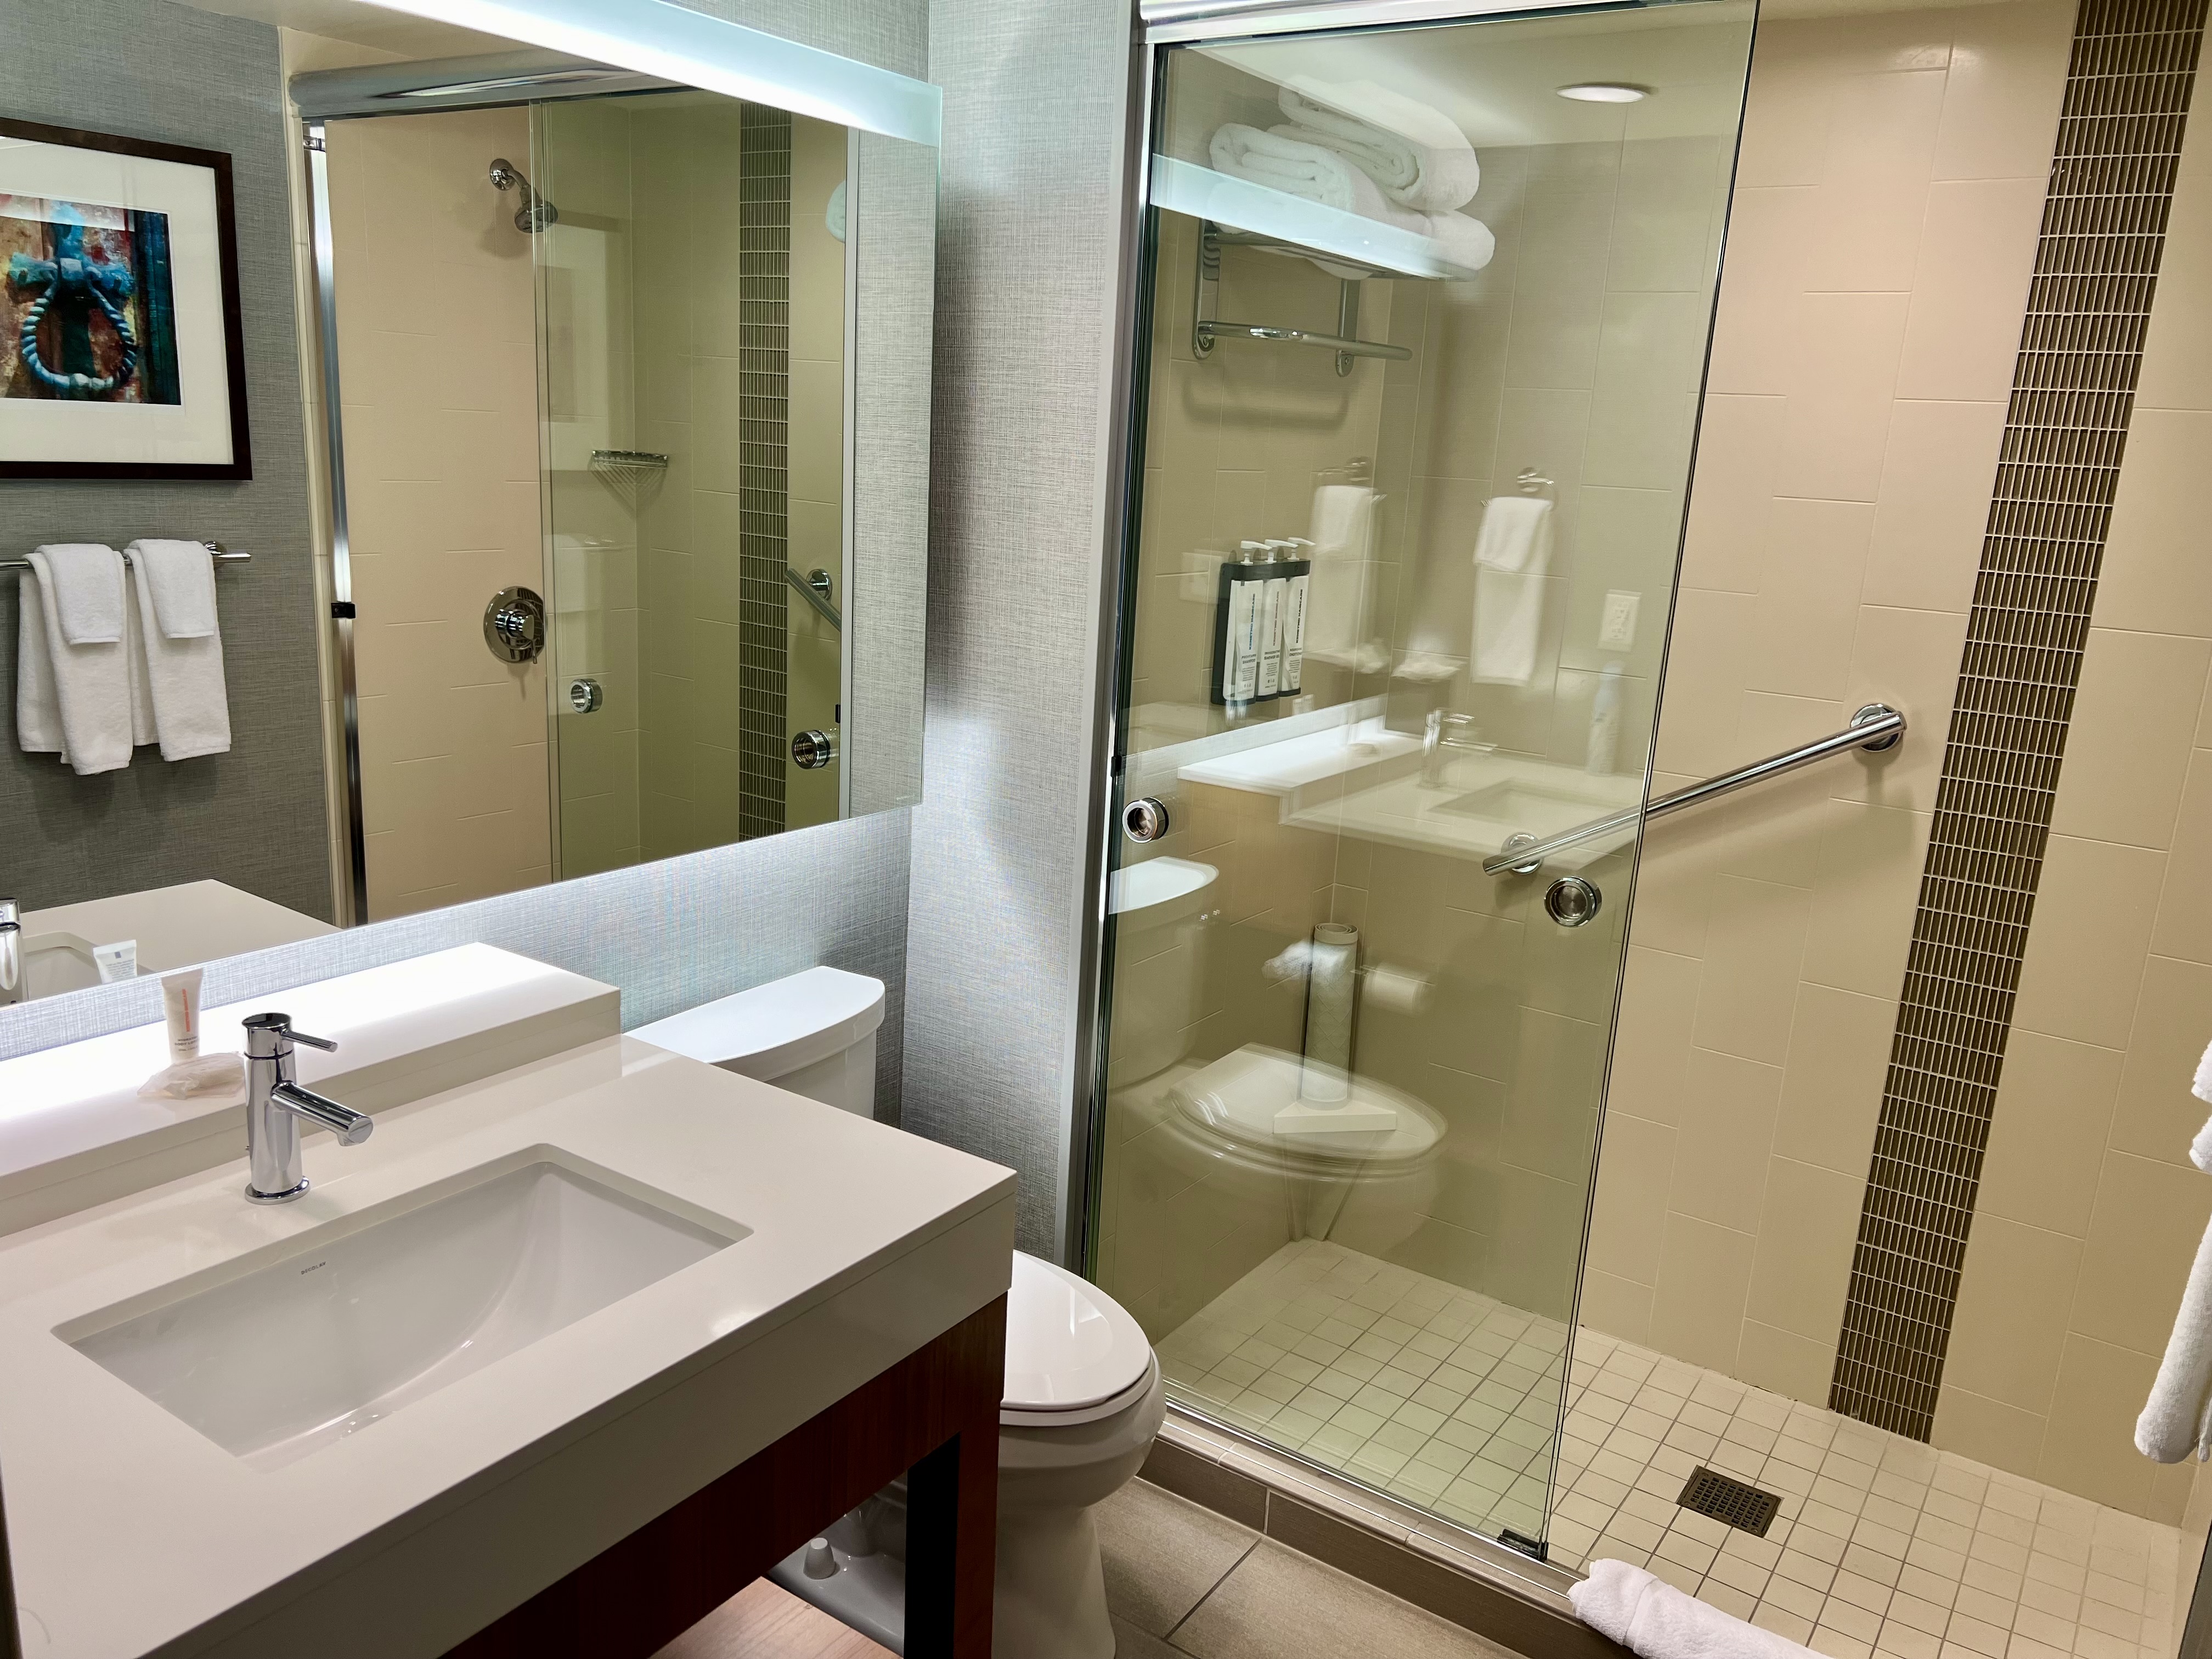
top-left (0, 0), bottom-right (934, 1001)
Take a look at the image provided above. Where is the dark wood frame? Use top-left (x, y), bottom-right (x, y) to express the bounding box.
top-left (0, 116), bottom-right (253, 482)
top-left (444, 1295), bottom-right (1007, 1659)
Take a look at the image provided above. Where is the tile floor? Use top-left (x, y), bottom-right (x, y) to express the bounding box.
top-left (1160, 1240), bottom-right (2192, 1659)
top-left (656, 1479), bottom-right (1508, 1659)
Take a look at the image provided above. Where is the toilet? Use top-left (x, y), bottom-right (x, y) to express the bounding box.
top-left (633, 968), bottom-right (1165, 1659)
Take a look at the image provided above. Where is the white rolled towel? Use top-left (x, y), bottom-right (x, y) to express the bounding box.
top-left (1422, 210), bottom-right (1496, 274)
top-left (1206, 124), bottom-right (1426, 232)
top-left (2138, 1034), bottom-right (2212, 1463)
top-left (1276, 84), bottom-right (1482, 212)
top-left (1572, 1559), bottom-right (1818, 1659)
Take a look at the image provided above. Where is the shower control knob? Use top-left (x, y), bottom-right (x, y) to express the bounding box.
top-left (482, 585), bottom-right (546, 663)
top-left (1544, 876), bottom-right (1602, 928)
top-left (1122, 797), bottom-right (1171, 844)
top-left (791, 729), bottom-right (838, 769)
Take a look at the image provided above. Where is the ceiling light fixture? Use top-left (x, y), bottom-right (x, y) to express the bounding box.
top-left (1556, 82), bottom-right (1650, 103)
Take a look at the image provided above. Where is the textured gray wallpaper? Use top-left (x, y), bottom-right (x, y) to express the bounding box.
top-left (0, 0), bottom-right (332, 922)
top-left (902, 0), bottom-right (1131, 1255)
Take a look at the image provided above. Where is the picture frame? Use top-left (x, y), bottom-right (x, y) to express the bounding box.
top-left (0, 117), bottom-right (252, 481)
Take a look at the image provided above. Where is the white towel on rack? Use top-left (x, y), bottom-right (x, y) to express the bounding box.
top-left (128, 539), bottom-right (219, 638)
top-left (1573, 1559), bottom-right (1818, 1659)
top-left (1304, 484), bottom-right (1381, 670)
top-left (1206, 124), bottom-right (1427, 232)
top-left (126, 541), bottom-right (231, 761)
top-left (15, 569), bottom-right (63, 757)
top-left (1275, 85), bottom-right (1482, 213)
top-left (21, 548), bottom-right (134, 775)
top-left (2136, 1037), bottom-right (2212, 1463)
top-left (1421, 209), bottom-right (1497, 274)
top-left (1471, 495), bottom-right (1554, 687)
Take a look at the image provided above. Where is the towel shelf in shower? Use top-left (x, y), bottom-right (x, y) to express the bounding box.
top-left (1482, 702), bottom-right (1907, 876)
top-left (1, 543), bottom-right (245, 572)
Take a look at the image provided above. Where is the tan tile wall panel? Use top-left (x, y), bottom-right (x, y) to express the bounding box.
top-left (1582, 0), bottom-right (2073, 1381)
top-left (1936, 17), bottom-right (2212, 1524)
top-left (326, 109), bottom-right (552, 922)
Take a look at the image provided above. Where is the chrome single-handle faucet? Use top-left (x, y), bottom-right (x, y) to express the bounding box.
top-left (243, 1012), bottom-right (373, 1204)
top-left (1421, 709), bottom-right (1496, 786)
top-left (0, 898), bottom-right (21, 1008)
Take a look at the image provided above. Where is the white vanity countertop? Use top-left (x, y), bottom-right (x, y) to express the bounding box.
top-left (0, 1035), bottom-right (1018, 1659)
top-left (21, 880), bottom-right (335, 971)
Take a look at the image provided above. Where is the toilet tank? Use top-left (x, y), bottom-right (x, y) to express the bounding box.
top-left (629, 967), bottom-right (885, 1116)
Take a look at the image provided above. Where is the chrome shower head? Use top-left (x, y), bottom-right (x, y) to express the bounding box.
top-left (488, 158), bottom-right (557, 233)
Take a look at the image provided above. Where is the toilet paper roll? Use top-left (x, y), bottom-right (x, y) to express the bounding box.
top-left (1301, 922), bottom-right (1359, 1104)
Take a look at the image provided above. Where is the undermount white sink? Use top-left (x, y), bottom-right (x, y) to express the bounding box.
top-left (65, 1152), bottom-right (745, 1470)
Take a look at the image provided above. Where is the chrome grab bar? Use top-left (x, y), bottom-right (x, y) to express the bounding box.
top-left (1195, 320), bottom-right (1413, 361)
top-left (1483, 702), bottom-right (1905, 877)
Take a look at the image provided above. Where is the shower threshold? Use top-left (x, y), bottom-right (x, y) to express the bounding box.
top-left (1160, 1242), bottom-right (2188, 1659)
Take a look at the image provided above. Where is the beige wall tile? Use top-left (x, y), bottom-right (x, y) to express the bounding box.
top-left (1773, 292), bottom-right (1913, 502)
top-left (1929, 0), bottom-right (2074, 181)
top-left (1672, 1048), bottom-right (1786, 1233)
top-left (1737, 1319), bottom-right (1838, 1402)
top-left (1836, 605), bottom-right (1968, 815)
top-left (1863, 400), bottom-right (2004, 613)
top-left (2134, 124), bottom-right (2212, 414)
top-left (1797, 68), bottom-right (1947, 291)
top-left (2071, 1151), bottom-right (2212, 1358)
top-left (1691, 876), bottom-right (1813, 1065)
top-left (1894, 176), bottom-right (2047, 400)
top-left (1652, 588), bottom-right (1758, 778)
top-left (2011, 836), bottom-right (2165, 1049)
top-left (1649, 1214), bottom-right (1758, 1374)
top-left (2109, 955), bottom-right (2212, 1169)
top-left (2039, 1335), bottom-right (2163, 1516)
top-left (1703, 188), bottom-right (1819, 396)
top-left (2050, 629), bottom-right (2210, 849)
top-left (1587, 1110), bottom-right (1677, 1285)
top-left (1606, 946), bottom-right (1701, 1127)
top-left (1801, 800), bottom-right (1931, 997)
top-left (1944, 1216), bottom-right (2082, 1414)
top-left (1978, 1031), bottom-right (2123, 1237)
top-left (1742, 500), bottom-right (1876, 701)
top-left (1744, 1155), bottom-right (1861, 1342)
top-left (2152, 751), bottom-right (2212, 966)
top-left (2094, 411), bottom-right (2212, 636)
top-left (1680, 394), bottom-right (1787, 593)
top-left (1931, 1385), bottom-right (2049, 1485)
top-left (1774, 982), bottom-right (1892, 1176)
top-left (1579, 1269), bottom-right (1655, 1345)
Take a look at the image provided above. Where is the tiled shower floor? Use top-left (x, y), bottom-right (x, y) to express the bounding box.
top-left (1158, 1241), bottom-right (2188, 1659)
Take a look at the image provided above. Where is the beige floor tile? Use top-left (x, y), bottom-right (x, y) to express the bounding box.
top-left (1169, 1540), bottom-right (1517, 1659)
top-left (1096, 1479), bottom-right (1257, 1638)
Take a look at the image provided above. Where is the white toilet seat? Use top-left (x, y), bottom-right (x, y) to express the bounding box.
top-left (999, 1251), bottom-right (1154, 1426)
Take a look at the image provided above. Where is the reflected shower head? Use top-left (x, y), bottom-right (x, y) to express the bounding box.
top-left (488, 158), bottom-right (557, 233)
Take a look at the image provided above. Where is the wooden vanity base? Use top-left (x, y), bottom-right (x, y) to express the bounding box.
top-left (445, 1295), bottom-right (1007, 1659)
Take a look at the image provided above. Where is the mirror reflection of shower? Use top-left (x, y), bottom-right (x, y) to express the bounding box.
top-left (488, 157), bottom-right (556, 232)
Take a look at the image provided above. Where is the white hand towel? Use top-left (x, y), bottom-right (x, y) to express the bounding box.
top-left (15, 570), bottom-right (63, 757)
top-left (126, 543), bottom-right (231, 761)
top-left (1421, 209), bottom-right (1497, 274)
top-left (1276, 85), bottom-right (1482, 213)
top-left (1471, 495), bottom-right (1554, 688)
top-left (1206, 124), bottom-right (1427, 232)
top-left (1571, 1558), bottom-right (1818, 1659)
top-left (128, 539), bottom-right (219, 638)
top-left (37, 543), bottom-right (127, 644)
top-left (2139, 1035), bottom-right (2212, 1462)
top-left (25, 550), bottom-right (133, 775)
top-left (1305, 484), bottom-right (1379, 669)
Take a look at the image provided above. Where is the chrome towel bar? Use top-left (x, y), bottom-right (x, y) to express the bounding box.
top-left (1, 541), bottom-right (245, 572)
top-left (1483, 702), bottom-right (1905, 876)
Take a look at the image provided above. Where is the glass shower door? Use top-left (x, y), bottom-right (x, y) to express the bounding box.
top-left (1091, 2), bottom-right (1756, 1559)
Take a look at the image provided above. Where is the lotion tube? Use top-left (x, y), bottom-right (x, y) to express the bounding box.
top-left (162, 968), bottom-right (204, 1062)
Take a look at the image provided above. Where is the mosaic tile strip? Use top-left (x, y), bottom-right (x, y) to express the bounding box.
top-left (1830, 0), bottom-right (2210, 1438)
top-left (737, 102), bottom-right (792, 840)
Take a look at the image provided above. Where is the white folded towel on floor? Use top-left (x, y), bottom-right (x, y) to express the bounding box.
top-left (125, 540), bottom-right (231, 761)
top-left (129, 538), bottom-right (219, 638)
top-left (20, 547), bottom-right (134, 775)
top-left (1471, 495), bottom-right (1554, 687)
top-left (1276, 85), bottom-right (1482, 212)
top-left (1572, 1559), bottom-right (1818, 1659)
top-left (2140, 1035), bottom-right (2212, 1463)
top-left (1207, 123), bottom-right (1428, 230)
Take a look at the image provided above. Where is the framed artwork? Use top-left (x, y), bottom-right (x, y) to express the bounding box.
top-left (0, 118), bottom-right (252, 480)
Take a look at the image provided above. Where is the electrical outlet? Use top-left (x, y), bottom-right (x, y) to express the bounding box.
top-left (1599, 590), bottom-right (1640, 651)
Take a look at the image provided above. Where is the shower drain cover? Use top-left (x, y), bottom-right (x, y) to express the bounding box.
top-left (1677, 1467), bottom-right (1782, 1537)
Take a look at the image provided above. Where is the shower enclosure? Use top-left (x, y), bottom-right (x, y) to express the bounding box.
top-left (1087, 1), bottom-right (1759, 1559)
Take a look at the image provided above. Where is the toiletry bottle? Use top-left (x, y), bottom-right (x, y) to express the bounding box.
top-left (1212, 544), bottom-right (1267, 707)
top-left (1256, 542), bottom-right (1288, 699)
top-left (1280, 538), bottom-right (1313, 694)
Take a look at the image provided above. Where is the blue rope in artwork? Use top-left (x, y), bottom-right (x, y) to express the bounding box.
top-left (8, 247), bottom-right (139, 397)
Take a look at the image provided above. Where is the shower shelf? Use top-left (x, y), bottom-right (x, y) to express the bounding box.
top-left (589, 449), bottom-right (669, 471)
